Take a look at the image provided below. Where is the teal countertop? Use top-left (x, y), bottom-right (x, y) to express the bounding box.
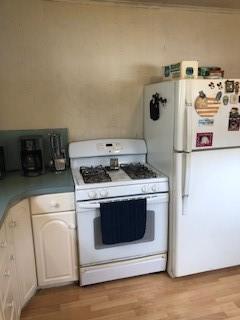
top-left (0, 169), bottom-right (74, 226)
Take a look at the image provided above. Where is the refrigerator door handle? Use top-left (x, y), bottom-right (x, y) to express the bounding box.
top-left (183, 152), bottom-right (191, 197)
top-left (182, 152), bottom-right (191, 215)
top-left (186, 105), bottom-right (193, 153)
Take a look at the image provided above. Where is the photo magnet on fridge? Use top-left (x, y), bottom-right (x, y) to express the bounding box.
top-left (225, 80), bottom-right (235, 93)
top-left (228, 107), bottom-right (240, 131)
top-left (196, 132), bottom-right (213, 147)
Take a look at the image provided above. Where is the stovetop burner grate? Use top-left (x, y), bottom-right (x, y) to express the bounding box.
top-left (120, 163), bottom-right (157, 180)
top-left (80, 166), bottom-right (112, 184)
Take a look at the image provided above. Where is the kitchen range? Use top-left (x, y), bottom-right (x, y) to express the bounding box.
top-left (69, 139), bottom-right (169, 286)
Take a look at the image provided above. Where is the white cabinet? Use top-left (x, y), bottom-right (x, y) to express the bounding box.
top-left (0, 191), bottom-right (77, 319)
top-left (7, 200), bottom-right (37, 308)
top-left (32, 210), bottom-right (78, 287)
top-left (0, 216), bottom-right (21, 320)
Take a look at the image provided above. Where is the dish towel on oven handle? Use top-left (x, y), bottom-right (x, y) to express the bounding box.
top-left (100, 198), bottom-right (147, 245)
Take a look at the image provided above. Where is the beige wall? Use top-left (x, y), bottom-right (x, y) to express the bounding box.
top-left (1, 0), bottom-right (240, 141)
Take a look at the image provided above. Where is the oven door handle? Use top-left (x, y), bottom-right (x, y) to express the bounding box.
top-left (77, 194), bottom-right (168, 210)
top-left (78, 203), bottom-right (101, 209)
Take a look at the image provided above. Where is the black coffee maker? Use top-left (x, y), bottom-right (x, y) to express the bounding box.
top-left (20, 136), bottom-right (45, 177)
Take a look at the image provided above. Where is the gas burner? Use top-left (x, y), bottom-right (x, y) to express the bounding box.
top-left (80, 166), bottom-right (111, 184)
top-left (120, 163), bottom-right (157, 180)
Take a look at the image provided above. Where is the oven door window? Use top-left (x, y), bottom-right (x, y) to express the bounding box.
top-left (94, 210), bottom-right (155, 249)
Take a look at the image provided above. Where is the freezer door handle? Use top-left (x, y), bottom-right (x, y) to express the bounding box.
top-left (183, 152), bottom-right (191, 198)
top-left (186, 105), bottom-right (193, 153)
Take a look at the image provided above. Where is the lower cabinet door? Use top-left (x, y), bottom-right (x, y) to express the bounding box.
top-left (8, 200), bottom-right (37, 308)
top-left (32, 211), bottom-right (78, 287)
top-left (3, 276), bottom-right (18, 320)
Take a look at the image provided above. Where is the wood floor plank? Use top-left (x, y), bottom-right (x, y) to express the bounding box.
top-left (21, 267), bottom-right (240, 320)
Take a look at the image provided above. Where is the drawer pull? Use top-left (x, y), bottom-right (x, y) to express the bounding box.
top-left (68, 225), bottom-right (76, 230)
top-left (4, 270), bottom-right (10, 277)
top-left (0, 240), bottom-right (7, 248)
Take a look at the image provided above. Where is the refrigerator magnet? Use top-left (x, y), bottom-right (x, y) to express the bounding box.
top-left (216, 91), bottom-right (222, 101)
top-left (235, 82), bottom-right (239, 94)
top-left (208, 82), bottom-right (215, 89)
top-left (195, 91), bottom-right (220, 117)
top-left (228, 107), bottom-right (240, 131)
top-left (150, 93), bottom-right (160, 121)
top-left (196, 132), bottom-right (213, 147)
top-left (230, 94), bottom-right (238, 105)
top-left (198, 118), bottom-right (214, 126)
top-left (222, 95), bottom-right (229, 106)
top-left (225, 80), bottom-right (235, 93)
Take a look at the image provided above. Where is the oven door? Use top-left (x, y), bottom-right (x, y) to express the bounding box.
top-left (76, 193), bottom-right (168, 266)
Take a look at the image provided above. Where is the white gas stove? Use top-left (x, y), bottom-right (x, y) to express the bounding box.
top-left (69, 139), bottom-right (169, 286)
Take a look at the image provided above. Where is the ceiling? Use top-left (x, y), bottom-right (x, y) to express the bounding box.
top-left (93, 0), bottom-right (240, 9)
top-left (52, 0), bottom-right (240, 10)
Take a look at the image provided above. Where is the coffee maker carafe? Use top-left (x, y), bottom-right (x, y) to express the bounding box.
top-left (20, 136), bottom-right (45, 177)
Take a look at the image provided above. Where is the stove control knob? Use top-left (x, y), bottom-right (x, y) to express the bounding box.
top-left (151, 185), bottom-right (157, 192)
top-left (100, 190), bottom-right (109, 198)
top-left (88, 191), bottom-right (97, 199)
top-left (141, 185), bottom-right (148, 193)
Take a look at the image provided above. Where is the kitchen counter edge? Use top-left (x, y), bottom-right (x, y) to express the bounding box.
top-left (0, 169), bottom-right (74, 226)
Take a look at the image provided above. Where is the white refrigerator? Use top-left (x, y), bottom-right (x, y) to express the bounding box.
top-left (144, 79), bottom-right (240, 277)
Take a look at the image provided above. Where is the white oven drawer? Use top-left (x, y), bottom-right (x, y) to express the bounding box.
top-left (31, 193), bottom-right (75, 214)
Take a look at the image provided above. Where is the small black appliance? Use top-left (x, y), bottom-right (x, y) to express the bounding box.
top-left (0, 146), bottom-right (6, 179)
top-left (20, 136), bottom-right (45, 177)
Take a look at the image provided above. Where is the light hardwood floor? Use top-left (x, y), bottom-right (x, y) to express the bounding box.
top-left (21, 267), bottom-right (240, 320)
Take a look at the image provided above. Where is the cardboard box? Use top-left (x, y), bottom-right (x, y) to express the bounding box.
top-left (163, 61), bottom-right (198, 79)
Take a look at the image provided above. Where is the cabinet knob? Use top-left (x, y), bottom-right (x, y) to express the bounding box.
top-left (0, 240), bottom-right (7, 248)
top-left (9, 221), bottom-right (17, 228)
top-left (4, 270), bottom-right (10, 277)
top-left (50, 201), bottom-right (60, 208)
top-left (6, 301), bottom-right (14, 309)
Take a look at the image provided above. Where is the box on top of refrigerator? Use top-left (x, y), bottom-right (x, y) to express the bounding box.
top-left (162, 61), bottom-right (198, 79)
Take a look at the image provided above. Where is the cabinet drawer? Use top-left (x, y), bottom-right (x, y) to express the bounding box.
top-left (31, 193), bottom-right (75, 214)
top-left (0, 255), bottom-right (13, 306)
top-left (0, 223), bottom-right (8, 266)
